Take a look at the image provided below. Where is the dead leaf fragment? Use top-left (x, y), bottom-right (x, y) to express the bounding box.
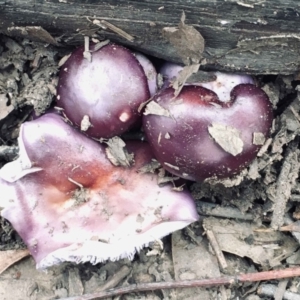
top-left (104, 136), bottom-right (134, 167)
top-left (208, 123), bottom-right (244, 156)
top-left (80, 115), bottom-right (92, 131)
top-left (203, 217), bottom-right (298, 267)
top-left (171, 64), bottom-right (200, 97)
top-left (7, 26), bottom-right (58, 45)
top-left (162, 12), bottom-right (205, 65)
top-left (157, 168), bottom-right (179, 185)
top-left (165, 132), bottom-right (171, 139)
top-left (138, 159), bottom-right (161, 174)
top-left (0, 249), bottom-right (30, 274)
top-left (144, 101), bottom-right (170, 117)
top-left (253, 132), bottom-right (266, 145)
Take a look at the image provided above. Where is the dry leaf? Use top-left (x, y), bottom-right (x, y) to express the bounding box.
top-left (7, 26), bottom-right (58, 45)
top-left (208, 123), bottom-right (244, 156)
top-left (138, 159), bottom-right (161, 174)
top-left (104, 136), bottom-right (134, 167)
top-left (171, 64), bottom-right (200, 97)
top-left (0, 249), bottom-right (30, 274)
top-left (162, 12), bottom-right (205, 65)
top-left (203, 217), bottom-right (298, 267)
top-left (253, 132), bottom-right (266, 145)
top-left (80, 115), bottom-right (92, 131)
top-left (144, 101), bottom-right (170, 117)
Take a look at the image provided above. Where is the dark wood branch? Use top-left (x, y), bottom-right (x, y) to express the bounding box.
top-left (1, 0), bottom-right (300, 75)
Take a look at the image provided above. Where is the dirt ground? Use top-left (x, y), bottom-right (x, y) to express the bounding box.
top-left (1, 34), bottom-right (300, 300)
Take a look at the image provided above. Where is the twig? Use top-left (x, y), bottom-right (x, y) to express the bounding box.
top-left (205, 229), bottom-right (228, 271)
top-left (258, 283), bottom-right (300, 300)
top-left (100, 20), bottom-right (134, 42)
top-left (274, 280), bottom-right (289, 300)
top-left (271, 145), bottom-right (299, 229)
top-left (284, 214), bottom-right (300, 244)
top-left (58, 267), bottom-right (300, 300)
top-left (95, 265), bottom-right (131, 292)
top-left (196, 201), bottom-right (254, 220)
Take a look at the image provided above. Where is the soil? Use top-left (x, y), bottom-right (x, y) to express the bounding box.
top-left (1, 34), bottom-right (300, 300)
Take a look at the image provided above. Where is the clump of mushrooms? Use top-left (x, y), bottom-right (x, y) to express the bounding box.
top-left (0, 42), bottom-right (273, 269)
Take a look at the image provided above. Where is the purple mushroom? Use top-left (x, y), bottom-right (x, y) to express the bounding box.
top-left (56, 43), bottom-right (155, 138)
top-left (0, 113), bottom-right (198, 269)
top-left (143, 84), bottom-right (273, 181)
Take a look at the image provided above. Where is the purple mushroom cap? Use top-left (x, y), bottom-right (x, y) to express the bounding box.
top-left (56, 43), bottom-right (151, 138)
top-left (143, 84), bottom-right (273, 181)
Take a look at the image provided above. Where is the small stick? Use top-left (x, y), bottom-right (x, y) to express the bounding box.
top-left (206, 229), bottom-right (228, 271)
top-left (284, 214), bottom-right (300, 244)
top-left (59, 267), bottom-right (300, 300)
top-left (196, 201), bottom-right (254, 221)
top-left (100, 20), bottom-right (134, 42)
top-left (274, 279), bottom-right (289, 300)
top-left (257, 137), bottom-right (272, 157)
top-left (95, 265), bottom-right (131, 292)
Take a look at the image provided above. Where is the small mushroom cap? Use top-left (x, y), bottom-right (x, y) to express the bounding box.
top-left (56, 43), bottom-right (151, 138)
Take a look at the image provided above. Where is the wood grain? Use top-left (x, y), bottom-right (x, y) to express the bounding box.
top-left (1, 0), bottom-right (300, 74)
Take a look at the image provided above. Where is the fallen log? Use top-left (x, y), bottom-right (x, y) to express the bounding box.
top-left (1, 0), bottom-right (300, 75)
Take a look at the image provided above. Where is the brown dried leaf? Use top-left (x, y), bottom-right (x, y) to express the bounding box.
top-left (253, 132), bottom-right (266, 145)
top-left (104, 137), bottom-right (134, 167)
top-left (203, 217), bottom-right (298, 267)
top-left (208, 123), bottom-right (244, 156)
top-left (80, 115), bottom-right (92, 131)
top-left (162, 12), bottom-right (205, 65)
top-left (7, 26), bottom-right (58, 45)
top-left (138, 159), bottom-right (161, 174)
top-left (0, 249), bottom-right (30, 274)
top-left (171, 64), bottom-right (200, 97)
top-left (144, 101), bottom-right (170, 117)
